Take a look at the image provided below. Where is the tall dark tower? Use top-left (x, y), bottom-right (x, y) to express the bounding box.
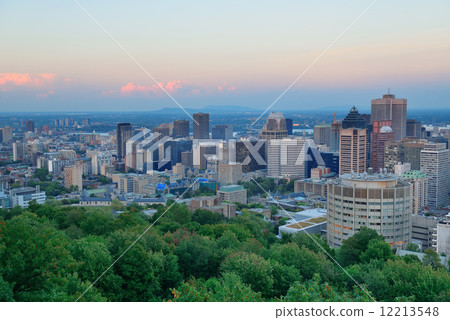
top-left (117, 123), bottom-right (132, 163)
top-left (285, 118), bottom-right (293, 135)
top-left (193, 113), bottom-right (209, 139)
top-left (173, 120), bottom-right (190, 138)
top-left (25, 120), bottom-right (34, 133)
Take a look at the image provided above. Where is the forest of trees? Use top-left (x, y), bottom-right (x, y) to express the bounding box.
top-left (0, 200), bottom-right (449, 302)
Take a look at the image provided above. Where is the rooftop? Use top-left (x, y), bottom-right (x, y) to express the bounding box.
top-left (219, 185), bottom-right (244, 192)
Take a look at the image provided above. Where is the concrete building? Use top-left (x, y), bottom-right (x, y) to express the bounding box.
top-left (330, 122), bottom-right (342, 152)
top-left (212, 124), bottom-right (233, 140)
top-left (370, 121), bottom-right (394, 171)
top-left (402, 170), bottom-right (427, 214)
top-left (9, 186), bottom-right (46, 208)
top-left (384, 141), bottom-right (404, 173)
top-left (261, 112), bottom-right (288, 140)
top-left (193, 113), bottom-right (210, 139)
top-left (327, 171), bottom-right (412, 248)
top-left (64, 163), bottom-right (83, 191)
top-left (218, 162), bottom-right (242, 185)
top-left (406, 119), bottom-right (422, 138)
top-left (173, 120), bottom-right (189, 138)
top-left (420, 143), bottom-right (449, 208)
top-left (412, 214), bottom-right (439, 250)
top-left (394, 162), bottom-right (411, 176)
top-left (436, 213), bottom-right (450, 265)
top-left (267, 138), bottom-right (309, 179)
top-left (294, 178), bottom-right (328, 198)
top-left (339, 128), bottom-right (367, 175)
top-left (371, 92), bottom-right (407, 141)
top-left (313, 124), bottom-right (331, 147)
top-left (217, 185), bottom-right (247, 204)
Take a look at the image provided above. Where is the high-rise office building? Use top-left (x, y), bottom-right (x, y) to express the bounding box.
top-left (212, 124), bottom-right (233, 140)
top-left (193, 113), bottom-right (210, 139)
top-left (173, 120), bottom-right (190, 138)
top-left (330, 122), bottom-right (342, 152)
top-left (339, 128), bottom-right (367, 175)
top-left (313, 124), bottom-right (331, 146)
top-left (327, 171), bottom-right (412, 248)
top-left (267, 138), bottom-right (310, 179)
top-left (403, 138), bottom-right (426, 170)
top-left (370, 120), bottom-right (394, 171)
top-left (117, 123), bottom-right (132, 163)
top-left (420, 143), bottom-right (449, 208)
top-left (285, 118), bottom-right (293, 135)
top-left (371, 92), bottom-right (407, 141)
top-left (342, 107), bottom-right (366, 130)
top-left (236, 138), bottom-right (267, 173)
top-left (402, 170), bottom-right (428, 214)
top-left (25, 120), bottom-right (34, 133)
top-left (384, 141), bottom-right (405, 173)
top-left (261, 112), bottom-right (288, 140)
top-left (406, 119), bottom-right (422, 138)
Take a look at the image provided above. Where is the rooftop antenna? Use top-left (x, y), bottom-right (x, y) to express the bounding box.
top-left (388, 88), bottom-right (390, 94)
top-left (331, 112), bottom-right (336, 124)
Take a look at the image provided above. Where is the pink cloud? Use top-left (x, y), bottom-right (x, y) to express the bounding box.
top-left (0, 73), bottom-right (56, 89)
top-left (119, 80), bottom-right (184, 96)
top-left (217, 83), bottom-right (237, 92)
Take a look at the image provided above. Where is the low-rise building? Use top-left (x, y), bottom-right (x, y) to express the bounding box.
top-left (217, 185), bottom-right (247, 204)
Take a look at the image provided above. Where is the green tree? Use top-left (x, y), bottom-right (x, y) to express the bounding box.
top-left (422, 249), bottom-right (442, 269)
top-left (406, 242), bottom-right (421, 252)
top-left (284, 274), bottom-right (372, 302)
top-left (175, 235), bottom-right (218, 279)
top-left (337, 227), bottom-right (384, 267)
top-left (192, 209), bottom-right (225, 225)
top-left (360, 239), bottom-right (394, 263)
top-left (220, 251), bottom-right (274, 297)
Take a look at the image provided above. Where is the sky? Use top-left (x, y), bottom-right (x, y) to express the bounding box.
top-left (0, 0), bottom-right (449, 112)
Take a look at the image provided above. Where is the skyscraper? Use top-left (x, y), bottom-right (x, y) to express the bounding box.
top-left (25, 120), bottom-right (34, 133)
top-left (212, 124), bottom-right (233, 140)
top-left (313, 124), bottom-right (331, 146)
top-left (370, 120), bottom-right (394, 171)
top-left (117, 123), bottom-right (132, 163)
top-left (342, 106), bottom-right (366, 129)
top-left (285, 118), bottom-right (293, 135)
top-left (193, 113), bottom-right (210, 139)
top-left (267, 138), bottom-right (310, 179)
top-left (330, 122), bottom-right (342, 152)
top-left (384, 141), bottom-right (405, 173)
top-left (420, 143), bottom-right (449, 208)
top-left (173, 120), bottom-right (189, 138)
top-left (406, 119), bottom-right (422, 138)
top-left (371, 92), bottom-right (407, 141)
top-left (261, 112), bottom-right (288, 140)
top-left (339, 107), bottom-right (367, 175)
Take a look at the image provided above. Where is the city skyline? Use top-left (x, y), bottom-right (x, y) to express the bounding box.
top-left (1, 0), bottom-right (450, 111)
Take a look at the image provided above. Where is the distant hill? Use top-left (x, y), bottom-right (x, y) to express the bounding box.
top-left (150, 105), bottom-right (258, 114)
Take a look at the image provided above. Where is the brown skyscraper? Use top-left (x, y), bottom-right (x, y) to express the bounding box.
top-left (173, 120), bottom-right (189, 138)
top-left (371, 92), bottom-right (407, 141)
top-left (260, 112), bottom-right (288, 140)
top-left (193, 113), bottom-right (209, 139)
top-left (370, 120), bottom-right (394, 171)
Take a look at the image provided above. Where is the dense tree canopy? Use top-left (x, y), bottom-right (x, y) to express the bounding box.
top-left (0, 202), bottom-right (448, 302)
